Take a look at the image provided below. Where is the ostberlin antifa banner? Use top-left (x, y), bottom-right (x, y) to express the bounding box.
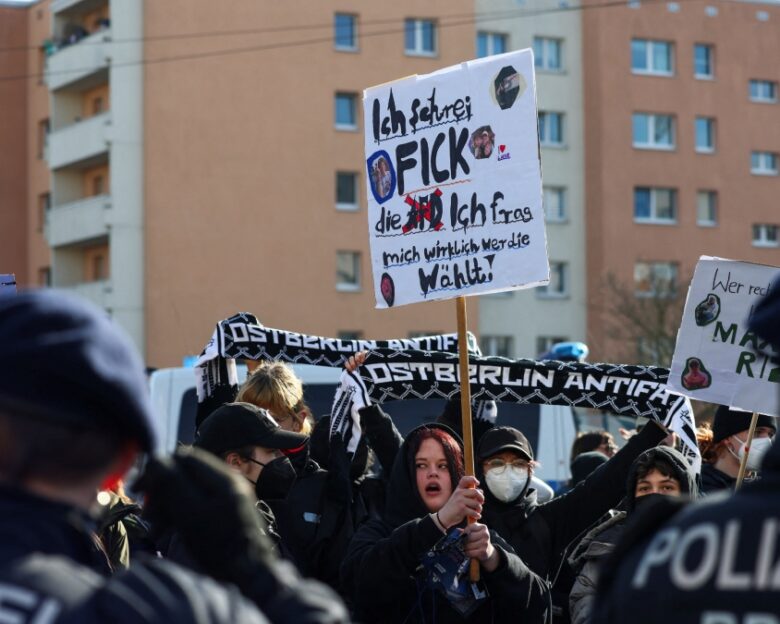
top-left (339, 349), bottom-right (701, 472)
top-left (194, 312), bottom-right (481, 426)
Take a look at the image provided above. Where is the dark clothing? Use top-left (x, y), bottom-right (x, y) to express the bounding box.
top-left (592, 439), bottom-right (780, 623)
top-left (699, 462), bottom-right (737, 495)
top-left (476, 421), bottom-right (667, 621)
top-left (0, 486), bottom-right (347, 624)
top-left (341, 424), bottom-right (548, 623)
top-left (97, 492), bottom-right (156, 571)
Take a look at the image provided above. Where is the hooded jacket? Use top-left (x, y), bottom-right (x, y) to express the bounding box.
top-left (0, 485), bottom-right (347, 624)
top-left (341, 424), bottom-right (548, 623)
top-left (475, 421), bottom-right (667, 621)
top-left (590, 438), bottom-right (780, 623)
top-left (568, 446), bottom-right (699, 624)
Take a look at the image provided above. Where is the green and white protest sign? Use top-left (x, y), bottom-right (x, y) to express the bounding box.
top-left (362, 49), bottom-right (549, 309)
top-left (669, 256), bottom-right (780, 416)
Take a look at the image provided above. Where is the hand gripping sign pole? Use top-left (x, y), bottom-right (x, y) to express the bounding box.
top-left (735, 411), bottom-right (760, 489)
top-left (456, 296), bottom-right (479, 582)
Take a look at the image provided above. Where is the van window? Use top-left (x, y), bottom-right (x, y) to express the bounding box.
top-left (177, 388), bottom-right (199, 446)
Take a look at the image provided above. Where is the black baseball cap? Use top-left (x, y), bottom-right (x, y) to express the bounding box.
top-left (194, 402), bottom-right (307, 456)
top-left (477, 426), bottom-right (533, 462)
top-left (712, 406), bottom-right (776, 443)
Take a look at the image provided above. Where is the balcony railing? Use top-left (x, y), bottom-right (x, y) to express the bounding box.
top-left (46, 194), bottom-right (111, 247)
top-left (48, 112), bottom-right (110, 169)
top-left (46, 28), bottom-right (111, 91)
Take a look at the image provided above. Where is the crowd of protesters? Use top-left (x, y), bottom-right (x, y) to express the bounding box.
top-left (0, 283), bottom-right (779, 623)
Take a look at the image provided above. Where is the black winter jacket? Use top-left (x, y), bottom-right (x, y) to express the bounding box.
top-left (341, 424), bottom-right (548, 623)
top-left (699, 462), bottom-right (737, 495)
top-left (0, 485), bottom-right (348, 624)
top-left (475, 421), bottom-right (667, 620)
top-left (592, 439), bottom-right (780, 623)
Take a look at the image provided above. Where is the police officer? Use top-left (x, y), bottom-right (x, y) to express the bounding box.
top-left (592, 278), bottom-right (780, 623)
top-left (0, 290), bottom-right (348, 623)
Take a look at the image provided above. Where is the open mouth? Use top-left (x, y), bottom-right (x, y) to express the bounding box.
top-left (425, 483), bottom-right (442, 495)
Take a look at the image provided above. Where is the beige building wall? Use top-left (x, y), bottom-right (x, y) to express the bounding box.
top-left (584, 0), bottom-right (780, 362)
top-left (0, 6), bottom-right (29, 284)
top-left (143, 1), bottom-right (477, 367)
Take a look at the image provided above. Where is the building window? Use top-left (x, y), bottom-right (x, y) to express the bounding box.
top-left (533, 36), bottom-right (562, 71)
top-left (334, 13), bottom-right (358, 51)
top-left (696, 190), bottom-right (717, 226)
top-left (539, 111), bottom-right (564, 147)
top-left (334, 92), bottom-right (358, 130)
top-left (631, 39), bottom-right (673, 75)
top-left (749, 80), bottom-right (778, 103)
top-left (634, 187), bottom-right (677, 224)
top-left (476, 32), bottom-right (507, 58)
top-left (480, 335), bottom-right (514, 358)
top-left (537, 262), bottom-right (568, 298)
top-left (753, 224), bottom-right (779, 248)
top-left (37, 192), bottom-right (51, 232)
top-left (751, 151), bottom-right (779, 175)
top-left (634, 262), bottom-right (678, 297)
top-left (543, 186), bottom-right (567, 222)
top-left (632, 113), bottom-right (675, 149)
top-left (405, 18), bottom-right (437, 56)
top-left (695, 117), bottom-right (716, 153)
top-left (693, 44), bottom-right (714, 78)
top-left (93, 254), bottom-right (107, 281)
top-left (37, 118), bottom-right (49, 159)
top-left (38, 267), bottom-right (51, 287)
top-left (92, 96), bottom-right (104, 115)
top-left (336, 251), bottom-right (361, 291)
top-left (536, 336), bottom-right (569, 357)
top-left (92, 174), bottom-right (105, 196)
top-left (335, 171), bottom-right (359, 211)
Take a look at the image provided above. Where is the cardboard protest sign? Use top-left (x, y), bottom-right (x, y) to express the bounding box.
top-left (0, 274), bottom-right (16, 296)
top-left (363, 50), bottom-right (549, 308)
top-left (668, 257), bottom-right (780, 416)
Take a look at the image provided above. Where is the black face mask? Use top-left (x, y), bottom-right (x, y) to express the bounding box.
top-left (247, 456), bottom-right (297, 501)
top-left (631, 492), bottom-right (672, 514)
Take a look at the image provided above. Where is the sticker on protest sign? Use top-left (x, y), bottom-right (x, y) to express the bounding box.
top-left (363, 50), bottom-right (549, 308)
top-left (668, 257), bottom-right (780, 416)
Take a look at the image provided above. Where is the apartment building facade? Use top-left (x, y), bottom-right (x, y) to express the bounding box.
top-left (583, 0), bottom-right (780, 361)
top-left (475, 0), bottom-right (587, 359)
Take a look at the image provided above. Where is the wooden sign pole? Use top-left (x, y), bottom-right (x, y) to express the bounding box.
top-left (456, 296), bottom-right (480, 582)
top-left (735, 411), bottom-right (760, 490)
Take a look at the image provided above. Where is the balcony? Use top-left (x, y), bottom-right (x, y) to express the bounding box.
top-left (51, 0), bottom-right (105, 13)
top-left (46, 28), bottom-right (111, 91)
top-left (48, 112), bottom-right (110, 170)
top-left (70, 280), bottom-right (111, 309)
top-left (46, 194), bottom-right (111, 247)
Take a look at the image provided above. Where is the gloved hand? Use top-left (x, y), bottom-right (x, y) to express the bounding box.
top-left (134, 447), bottom-right (275, 585)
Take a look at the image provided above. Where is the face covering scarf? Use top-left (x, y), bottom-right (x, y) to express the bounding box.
top-left (341, 349), bottom-right (701, 474)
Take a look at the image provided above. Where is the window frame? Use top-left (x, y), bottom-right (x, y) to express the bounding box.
top-left (533, 36), bottom-right (563, 72)
top-left (335, 171), bottom-right (359, 212)
top-left (752, 224), bottom-right (779, 248)
top-left (539, 111), bottom-right (565, 147)
top-left (749, 80), bottom-right (778, 104)
top-left (476, 31), bottom-right (507, 58)
top-left (695, 116), bottom-right (716, 154)
top-left (631, 39), bottom-right (674, 77)
top-left (634, 261), bottom-right (679, 298)
top-left (334, 92), bottom-right (358, 131)
top-left (336, 250), bottom-right (361, 292)
top-left (693, 43), bottom-right (714, 79)
top-left (696, 190), bottom-right (718, 227)
top-left (480, 335), bottom-right (515, 358)
top-left (632, 112), bottom-right (676, 150)
top-left (634, 187), bottom-right (678, 225)
top-left (536, 261), bottom-right (568, 298)
top-left (543, 186), bottom-right (567, 223)
top-left (751, 151), bottom-right (779, 176)
top-left (404, 18), bottom-right (437, 57)
top-left (333, 13), bottom-right (358, 52)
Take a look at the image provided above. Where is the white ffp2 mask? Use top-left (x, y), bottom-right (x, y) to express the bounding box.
top-left (485, 467), bottom-right (529, 503)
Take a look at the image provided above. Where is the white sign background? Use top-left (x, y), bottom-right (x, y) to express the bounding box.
top-left (669, 256), bottom-right (780, 416)
top-left (363, 49), bottom-right (549, 309)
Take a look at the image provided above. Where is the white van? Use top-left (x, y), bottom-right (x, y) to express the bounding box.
top-left (149, 366), bottom-right (631, 491)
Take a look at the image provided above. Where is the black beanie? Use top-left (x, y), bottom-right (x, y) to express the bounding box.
top-left (712, 405), bottom-right (776, 443)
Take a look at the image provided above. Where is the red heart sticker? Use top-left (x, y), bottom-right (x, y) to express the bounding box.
top-left (499, 145), bottom-right (506, 153)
